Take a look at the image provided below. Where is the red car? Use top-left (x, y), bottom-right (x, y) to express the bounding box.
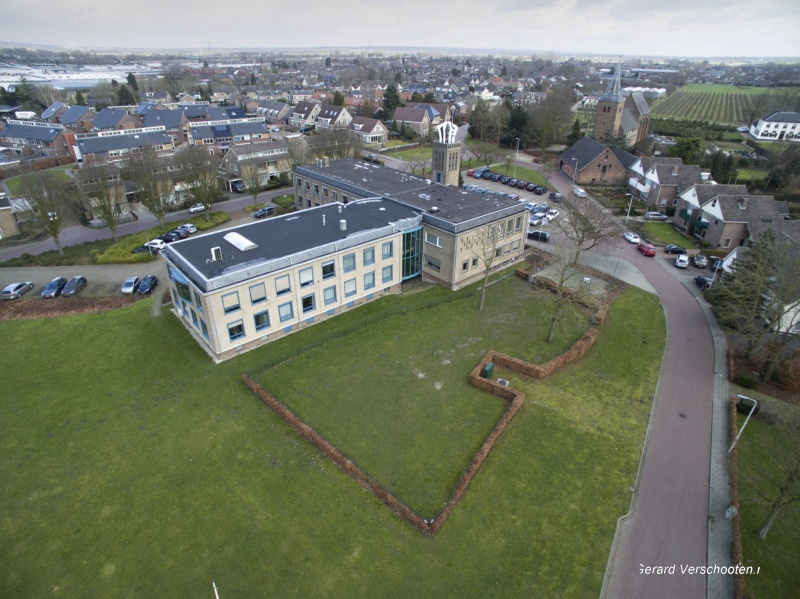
top-left (466, 169), bottom-right (475, 176)
top-left (637, 242), bottom-right (656, 257)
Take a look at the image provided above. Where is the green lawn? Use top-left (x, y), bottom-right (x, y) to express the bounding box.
top-left (0, 279), bottom-right (664, 598)
top-left (4, 164), bottom-right (73, 196)
top-left (386, 145), bottom-right (432, 162)
top-left (641, 222), bottom-right (699, 248)
top-left (736, 415), bottom-right (800, 599)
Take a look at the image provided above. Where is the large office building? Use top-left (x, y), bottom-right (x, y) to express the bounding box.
top-left (164, 158), bottom-right (526, 361)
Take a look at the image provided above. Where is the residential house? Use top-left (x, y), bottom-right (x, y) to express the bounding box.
top-left (293, 158), bottom-right (527, 290)
top-left (179, 102), bottom-right (211, 121)
top-left (347, 117), bottom-right (388, 145)
top-left (143, 108), bottom-right (189, 145)
top-left (143, 91), bottom-right (172, 103)
top-left (408, 103), bottom-right (452, 126)
top-left (628, 157), bottom-right (682, 205)
top-left (73, 126), bottom-right (174, 165)
top-left (674, 183), bottom-right (749, 236)
top-left (189, 117), bottom-right (270, 148)
top-left (207, 106), bottom-right (248, 121)
top-left (0, 119), bottom-right (71, 158)
top-left (314, 104), bottom-right (352, 130)
top-left (73, 162), bottom-right (134, 224)
top-left (58, 105), bottom-right (95, 132)
top-left (626, 159), bottom-right (704, 209)
top-left (391, 106), bottom-right (430, 136)
top-left (218, 139), bottom-right (292, 192)
top-left (290, 101), bottom-right (321, 130)
top-left (256, 100), bottom-right (292, 123)
top-left (0, 195), bottom-right (20, 239)
top-left (558, 137), bottom-right (636, 186)
top-left (91, 107), bottom-right (140, 132)
top-left (40, 101), bottom-right (67, 122)
top-left (749, 111), bottom-right (800, 142)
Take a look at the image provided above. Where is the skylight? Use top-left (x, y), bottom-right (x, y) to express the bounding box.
top-left (224, 231), bottom-right (258, 251)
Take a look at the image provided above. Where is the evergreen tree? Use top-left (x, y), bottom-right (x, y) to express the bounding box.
top-left (250, 72), bottom-right (256, 85)
top-left (118, 85), bottom-right (136, 106)
top-left (383, 85), bottom-right (401, 119)
top-left (394, 71), bottom-right (403, 84)
top-left (566, 118), bottom-right (583, 145)
top-left (332, 91), bottom-right (345, 107)
top-left (423, 92), bottom-right (435, 104)
top-left (126, 72), bottom-right (139, 92)
top-left (75, 91), bottom-right (86, 106)
top-left (325, 56), bottom-right (331, 68)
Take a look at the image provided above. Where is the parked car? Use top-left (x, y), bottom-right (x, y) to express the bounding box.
top-left (534, 185), bottom-right (548, 195)
top-left (481, 171), bottom-right (493, 180)
top-left (137, 275), bottom-right (159, 295)
top-left (549, 192), bottom-right (563, 202)
top-left (232, 181), bottom-right (246, 193)
top-left (121, 276), bottom-right (140, 295)
top-left (694, 275), bottom-right (714, 290)
top-left (525, 182), bottom-right (537, 192)
top-left (1, 281), bottom-right (33, 300)
top-left (499, 176), bottom-right (510, 184)
top-left (623, 231), bottom-right (640, 244)
top-left (737, 126), bottom-right (749, 133)
top-left (170, 228), bottom-right (188, 239)
top-left (529, 215), bottom-right (545, 226)
top-left (637, 242), bottom-right (656, 257)
top-left (664, 244), bottom-right (688, 255)
top-left (675, 254), bottom-right (690, 268)
top-left (508, 179), bottom-right (518, 187)
top-left (144, 239), bottom-right (167, 252)
top-left (527, 230), bottom-right (550, 242)
top-left (188, 203), bottom-right (205, 214)
top-left (709, 257), bottom-right (724, 271)
top-left (516, 180), bottom-right (528, 189)
top-left (645, 211), bottom-right (669, 221)
top-left (545, 209), bottom-right (559, 221)
top-left (254, 207), bottom-right (274, 219)
top-left (466, 169), bottom-right (475, 176)
top-left (41, 276), bottom-right (68, 298)
top-left (176, 223), bottom-right (197, 234)
top-left (693, 254), bottom-right (708, 268)
top-left (523, 202), bottom-right (539, 211)
top-left (62, 276), bottom-right (88, 297)
top-left (157, 232), bottom-right (181, 243)
top-left (490, 174), bottom-right (502, 182)
top-left (573, 188), bottom-right (587, 197)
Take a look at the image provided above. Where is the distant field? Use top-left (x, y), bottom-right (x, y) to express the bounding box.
top-left (651, 84), bottom-right (774, 125)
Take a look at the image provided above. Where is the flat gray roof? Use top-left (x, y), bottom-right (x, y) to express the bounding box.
top-left (297, 158), bottom-right (526, 233)
top-left (164, 199), bottom-right (422, 292)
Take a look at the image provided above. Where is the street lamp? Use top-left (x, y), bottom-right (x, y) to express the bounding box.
top-left (624, 193), bottom-right (634, 225)
top-left (571, 158), bottom-right (578, 185)
top-left (728, 396), bottom-right (758, 454)
top-left (612, 245), bottom-right (624, 280)
top-left (513, 138), bottom-right (520, 179)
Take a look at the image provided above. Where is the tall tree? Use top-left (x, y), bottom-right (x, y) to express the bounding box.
top-left (332, 90), bottom-right (345, 107)
top-left (383, 84), bottom-right (402, 119)
top-left (240, 160), bottom-right (263, 207)
top-left (566, 118), bottom-right (583, 145)
top-left (526, 84), bottom-right (573, 153)
top-left (176, 146), bottom-right (222, 222)
top-left (122, 148), bottom-right (173, 228)
top-left (118, 84), bottom-right (136, 106)
top-left (75, 91), bottom-right (86, 106)
top-left (126, 72), bottom-right (139, 92)
top-left (19, 170), bottom-right (73, 255)
top-left (76, 164), bottom-right (126, 241)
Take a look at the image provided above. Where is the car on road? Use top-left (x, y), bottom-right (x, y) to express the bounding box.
top-left (645, 211), bottom-right (669, 221)
top-left (144, 239), bottom-right (167, 252)
top-left (254, 206), bottom-right (274, 219)
top-left (637, 242), bottom-right (656, 257)
top-left (188, 203), bottom-right (205, 214)
top-left (623, 231), bottom-right (641, 244)
top-left (176, 223), bottom-right (197, 234)
top-left (62, 276), bottom-right (88, 297)
top-left (694, 275), bottom-right (714, 290)
top-left (137, 275), bottom-right (159, 295)
top-left (545, 209), bottom-right (559, 221)
top-left (41, 276), bottom-right (68, 298)
top-left (1, 281), bottom-right (33, 300)
top-left (121, 276), bottom-right (140, 295)
top-left (664, 244), bottom-right (688, 255)
top-left (573, 187), bottom-right (587, 197)
top-left (527, 230), bottom-right (550, 242)
top-left (675, 254), bottom-right (690, 268)
top-left (693, 254), bottom-right (708, 268)
top-left (549, 192), bottom-right (563, 202)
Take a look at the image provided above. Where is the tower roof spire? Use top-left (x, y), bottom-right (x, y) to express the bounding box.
top-left (599, 60), bottom-right (623, 103)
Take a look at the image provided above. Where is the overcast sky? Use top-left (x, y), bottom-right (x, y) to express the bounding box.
top-left (3, 0), bottom-right (800, 59)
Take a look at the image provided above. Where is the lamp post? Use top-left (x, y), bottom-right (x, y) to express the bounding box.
top-left (571, 158), bottom-right (578, 185)
top-left (624, 193), bottom-right (634, 225)
top-left (728, 396), bottom-right (758, 454)
top-left (612, 245), bottom-right (624, 280)
top-left (513, 138), bottom-right (520, 179)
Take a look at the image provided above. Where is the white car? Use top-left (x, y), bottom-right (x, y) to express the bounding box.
top-left (529, 216), bottom-right (545, 226)
top-left (545, 209), bottom-right (559, 221)
top-left (573, 188), bottom-right (587, 198)
top-left (737, 126), bottom-right (749, 133)
top-left (145, 239), bottom-right (167, 252)
top-left (623, 231), bottom-right (640, 244)
top-left (524, 202), bottom-right (540, 211)
top-left (188, 203), bottom-right (205, 214)
top-left (177, 223), bottom-right (197, 234)
top-left (675, 255), bottom-right (690, 269)
top-left (1, 281), bottom-right (34, 300)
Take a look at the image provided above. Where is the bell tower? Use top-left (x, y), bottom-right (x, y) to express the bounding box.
top-left (431, 120), bottom-right (461, 187)
top-left (593, 63), bottom-right (625, 141)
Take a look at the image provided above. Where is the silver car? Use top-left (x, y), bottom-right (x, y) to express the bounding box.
top-left (1, 281), bottom-right (34, 300)
top-left (121, 276), bottom-right (140, 295)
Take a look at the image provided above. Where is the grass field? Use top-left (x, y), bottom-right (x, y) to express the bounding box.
top-left (641, 222), bottom-right (698, 248)
top-left (4, 164), bottom-right (73, 196)
top-left (0, 279), bottom-right (664, 598)
top-left (651, 84), bottom-right (774, 125)
top-left (736, 414), bottom-right (800, 599)
top-left (386, 145), bottom-right (431, 162)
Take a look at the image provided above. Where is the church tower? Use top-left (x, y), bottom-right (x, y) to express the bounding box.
top-left (593, 64), bottom-right (625, 141)
top-left (431, 121), bottom-right (461, 187)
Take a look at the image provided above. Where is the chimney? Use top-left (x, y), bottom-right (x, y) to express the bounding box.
top-left (324, 156), bottom-right (329, 167)
top-left (340, 219), bottom-right (347, 231)
top-left (741, 196), bottom-right (749, 209)
top-left (323, 214), bottom-right (326, 226)
top-left (338, 204), bottom-right (342, 213)
top-left (671, 166), bottom-right (678, 176)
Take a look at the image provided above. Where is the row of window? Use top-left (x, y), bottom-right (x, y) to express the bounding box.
top-left (295, 177), bottom-right (348, 204)
top-left (225, 266), bottom-right (395, 343)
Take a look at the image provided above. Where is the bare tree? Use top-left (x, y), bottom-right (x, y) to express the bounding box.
top-left (526, 84), bottom-right (573, 153)
top-left (308, 127), bottom-right (362, 161)
top-left (502, 153), bottom-right (514, 175)
top-left (465, 222), bottom-right (503, 312)
top-left (471, 141), bottom-right (502, 169)
top-left (19, 170), bottom-right (74, 255)
top-left (176, 146), bottom-right (223, 222)
top-left (240, 160), bottom-right (263, 207)
top-left (122, 148), bottom-right (172, 228)
top-left (407, 159), bottom-right (428, 176)
top-left (75, 164), bottom-right (127, 241)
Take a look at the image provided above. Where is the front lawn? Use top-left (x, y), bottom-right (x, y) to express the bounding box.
top-left (4, 164), bottom-right (73, 196)
top-left (386, 145), bottom-right (432, 162)
top-left (0, 280), bottom-right (664, 598)
top-left (641, 222), bottom-right (698, 248)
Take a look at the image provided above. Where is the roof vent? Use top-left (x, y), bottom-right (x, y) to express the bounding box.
top-left (430, 206), bottom-right (440, 213)
top-left (741, 196), bottom-right (749, 209)
top-left (340, 219), bottom-right (347, 231)
top-left (338, 204), bottom-right (342, 213)
top-left (323, 214), bottom-right (326, 226)
top-left (223, 232), bottom-right (258, 251)
top-left (208, 246), bottom-right (222, 262)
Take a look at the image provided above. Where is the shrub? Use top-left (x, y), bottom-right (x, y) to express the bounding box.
top-left (187, 210), bottom-right (231, 231)
top-left (272, 195), bottom-right (295, 209)
top-left (735, 372), bottom-right (758, 389)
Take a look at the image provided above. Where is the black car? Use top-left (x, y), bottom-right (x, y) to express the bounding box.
top-left (170, 228), bottom-right (188, 239)
top-left (549, 192), bottom-right (563, 202)
top-left (42, 276), bottom-right (68, 298)
top-left (709, 257), bottom-right (724, 271)
top-left (664, 244), bottom-right (688, 255)
top-left (516, 180), bottom-right (528, 189)
top-left (499, 176), bottom-right (510, 184)
top-left (525, 183), bottom-right (537, 192)
top-left (694, 276), bottom-right (714, 291)
top-left (534, 185), bottom-right (548, 195)
top-left (481, 171), bottom-right (493, 179)
top-left (137, 275), bottom-right (159, 295)
top-left (131, 246), bottom-right (151, 254)
top-left (254, 206), bottom-right (274, 219)
top-left (232, 181), bottom-right (246, 193)
top-left (490, 174), bottom-right (502, 182)
top-left (158, 232), bottom-right (181, 243)
top-left (62, 276), bottom-right (88, 297)
top-left (527, 230), bottom-right (551, 242)
top-left (693, 254), bottom-right (708, 268)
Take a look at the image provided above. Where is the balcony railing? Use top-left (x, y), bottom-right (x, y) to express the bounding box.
top-left (689, 216), bottom-right (709, 230)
